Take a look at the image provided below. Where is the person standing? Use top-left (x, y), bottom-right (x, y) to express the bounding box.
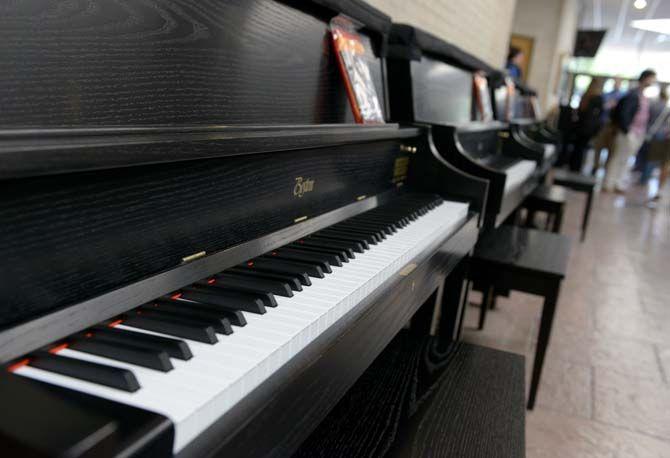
top-left (646, 86), bottom-right (670, 202)
top-left (591, 77), bottom-right (625, 175)
top-left (635, 85), bottom-right (669, 184)
top-left (571, 77), bottom-right (604, 172)
top-left (506, 47), bottom-right (524, 81)
top-left (603, 69), bottom-right (657, 193)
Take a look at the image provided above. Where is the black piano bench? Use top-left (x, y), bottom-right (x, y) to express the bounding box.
top-left (469, 226), bottom-right (571, 409)
top-left (520, 185), bottom-right (567, 233)
top-left (551, 169), bottom-right (597, 242)
top-left (293, 332), bottom-right (525, 458)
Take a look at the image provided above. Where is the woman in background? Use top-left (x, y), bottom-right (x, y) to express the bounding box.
top-left (571, 77), bottom-right (605, 172)
top-left (506, 47), bottom-right (524, 81)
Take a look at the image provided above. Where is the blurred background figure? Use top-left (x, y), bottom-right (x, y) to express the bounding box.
top-left (506, 46), bottom-right (524, 80)
top-left (570, 77), bottom-right (604, 172)
top-left (636, 84), bottom-right (669, 185)
top-left (645, 85), bottom-right (670, 202)
top-left (603, 69), bottom-right (657, 193)
top-left (591, 77), bottom-right (625, 176)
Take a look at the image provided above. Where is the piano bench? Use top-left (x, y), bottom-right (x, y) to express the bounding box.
top-left (470, 225), bottom-right (571, 409)
top-left (520, 185), bottom-right (567, 233)
top-left (293, 331), bottom-right (525, 458)
top-left (551, 169), bottom-right (597, 242)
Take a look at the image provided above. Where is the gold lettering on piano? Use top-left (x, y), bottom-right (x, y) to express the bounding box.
top-left (294, 216), bottom-right (308, 223)
top-left (181, 251), bottom-right (206, 263)
top-left (356, 195), bottom-right (367, 201)
top-left (392, 157), bottom-right (409, 185)
top-left (399, 263), bottom-right (417, 277)
top-left (498, 131), bottom-right (510, 138)
top-left (293, 177), bottom-right (315, 198)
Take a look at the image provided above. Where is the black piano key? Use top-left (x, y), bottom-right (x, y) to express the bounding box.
top-left (307, 236), bottom-right (365, 253)
top-left (139, 304), bottom-right (234, 335)
top-left (335, 220), bottom-right (394, 235)
top-left (29, 351), bottom-right (140, 392)
top-left (243, 258), bottom-right (325, 279)
top-left (292, 240), bottom-right (355, 258)
top-left (286, 243), bottom-right (352, 262)
top-left (69, 338), bottom-right (173, 372)
top-left (333, 224), bottom-right (387, 240)
top-left (352, 215), bottom-right (408, 228)
top-left (122, 313), bottom-right (218, 344)
top-left (310, 234), bottom-right (369, 250)
top-left (210, 273), bottom-right (293, 297)
top-left (318, 227), bottom-right (381, 244)
top-left (226, 268), bottom-right (305, 290)
top-left (180, 287), bottom-right (267, 314)
top-left (91, 326), bottom-right (193, 360)
top-left (264, 251), bottom-right (332, 272)
top-left (154, 298), bottom-right (247, 327)
top-left (272, 247), bottom-right (343, 267)
top-left (197, 279), bottom-right (286, 302)
top-left (189, 284), bottom-right (277, 308)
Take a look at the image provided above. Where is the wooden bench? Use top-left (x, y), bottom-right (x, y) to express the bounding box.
top-left (520, 184), bottom-right (567, 233)
top-left (470, 225), bottom-right (571, 409)
top-left (552, 169), bottom-right (597, 241)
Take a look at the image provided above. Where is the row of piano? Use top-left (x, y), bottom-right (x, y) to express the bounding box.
top-left (0, 0), bottom-right (558, 456)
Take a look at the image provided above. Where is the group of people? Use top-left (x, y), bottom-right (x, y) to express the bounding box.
top-left (574, 70), bottom-right (670, 201)
top-left (505, 46), bottom-right (670, 202)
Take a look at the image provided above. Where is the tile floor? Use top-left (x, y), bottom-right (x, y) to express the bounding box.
top-left (461, 186), bottom-right (670, 457)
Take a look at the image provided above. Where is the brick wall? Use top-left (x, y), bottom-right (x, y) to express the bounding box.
top-left (367, 0), bottom-right (518, 67)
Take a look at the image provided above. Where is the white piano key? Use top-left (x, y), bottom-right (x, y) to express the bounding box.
top-left (504, 159), bottom-right (536, 192)
top-left (14, 199), bottom-right (469, 453)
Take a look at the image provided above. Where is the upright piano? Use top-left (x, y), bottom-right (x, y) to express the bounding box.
top-left (386, 25), bottom-right (545, 229)
top-left (496, 77), bottom-right (561, 175)
top-left (0, 1), bottom-right (491, 456)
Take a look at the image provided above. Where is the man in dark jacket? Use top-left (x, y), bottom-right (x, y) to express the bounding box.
top-left (604, 69), bottom-right (657, 192)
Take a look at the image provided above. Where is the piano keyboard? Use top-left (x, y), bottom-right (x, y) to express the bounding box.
top-left (10, 195), bottom-right (469, 453)
top-left (503, 159), bottom-right (537, 192)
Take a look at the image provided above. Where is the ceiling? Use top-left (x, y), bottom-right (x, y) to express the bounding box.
top-left (578, 0), bottom-right (670, 54)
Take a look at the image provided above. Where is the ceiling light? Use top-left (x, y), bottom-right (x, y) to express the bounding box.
top-left (631, 18), bottom-right (670, 34)
top-left (634, 0), bottom-right (647, 10)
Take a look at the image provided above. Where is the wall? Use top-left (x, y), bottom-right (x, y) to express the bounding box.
top-left (366, 0), bottom-right (518, 68)
top-left (511, 0), bottom-right (579, 111)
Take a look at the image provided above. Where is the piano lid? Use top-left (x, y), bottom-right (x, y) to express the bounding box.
top-left (387, 24), bottom-right (497, 75)
top-left (0, 0), bottom-right (408, 181)
top-left (0, 0), bottom-right (389, 130)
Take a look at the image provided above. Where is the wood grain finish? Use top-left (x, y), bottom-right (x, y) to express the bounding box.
top-left (294, 335), bottom-right (525, 458)
top-left (0, 125), bottom-right (419, 180)
top-left (0, 139), bottom-right (412, 331)
top-left (0, 0), bottom-right (384, 127)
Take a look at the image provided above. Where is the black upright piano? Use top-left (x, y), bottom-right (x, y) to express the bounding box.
top-left (0, 1), bottom-right (525, 457)
top-left (386, 25), bottom-right (547, 229)
top-left (496, 77), bottom-right (561, 174)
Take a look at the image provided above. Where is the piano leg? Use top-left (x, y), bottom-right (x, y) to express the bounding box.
top-left (478, 285), bottom-right (495, 330)
top-left (436, 257), bottom-right (470, 344)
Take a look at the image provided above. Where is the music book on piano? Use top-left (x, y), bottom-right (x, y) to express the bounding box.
top-left (330, 16), bottom-right (385, 124)
top-left (473, 72), bottom-right (494, 122)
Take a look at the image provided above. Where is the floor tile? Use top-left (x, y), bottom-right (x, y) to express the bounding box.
top-left (527, 409), bottom-right (670, 458)
top-left (594, 367), bottom-right (670, 439)
top-left (533, 359), bottom-right (592, 419)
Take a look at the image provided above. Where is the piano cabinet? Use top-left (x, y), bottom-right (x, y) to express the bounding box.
top-left (0, 1), bottom-right (513, 456)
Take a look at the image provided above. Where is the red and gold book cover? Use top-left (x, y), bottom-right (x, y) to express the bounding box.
top-left (330, 16), bottom-right (384, 124)
top-left (473, 72), bottom-right (494, 122)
